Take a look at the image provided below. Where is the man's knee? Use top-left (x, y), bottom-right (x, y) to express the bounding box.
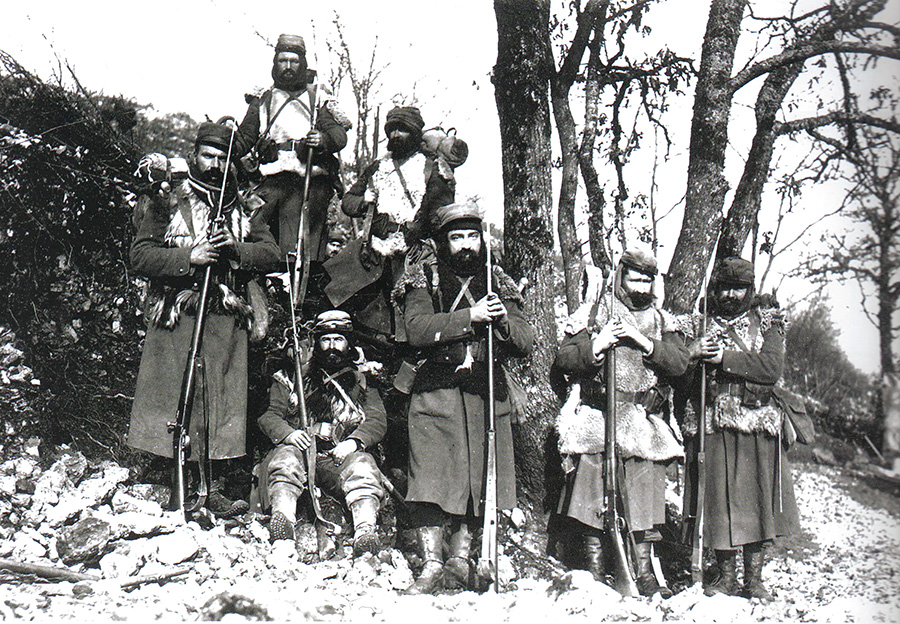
top-left (339, 452), bottom-right (385, 506)
top-left (267, 445), bottom-right (306, 491)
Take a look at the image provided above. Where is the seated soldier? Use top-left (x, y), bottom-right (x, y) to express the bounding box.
top-left (257, 310), bottom-right (387, 556)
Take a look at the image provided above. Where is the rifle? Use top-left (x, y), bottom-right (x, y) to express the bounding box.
top-left (167, 121), bottom-right (237, 520)
top-left (285, 268), bottom-right (342, 537)
top-left (603, 259), bottom-right (639, 597)
top-left (476, 220), bottom-right (499, 593)
top-left (291, 81), bottom-right (320, 307)
top-left (690, 240), bottom-right (720, 585)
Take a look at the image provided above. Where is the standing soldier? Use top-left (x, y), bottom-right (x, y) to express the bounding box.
top-left (393, 201), bottom-right (533, 594)
top-left (236, 33), bottom-right (351, 259)
top-left (678, 256), bottom-right (800, 601)
top-left (553, 249), bottom-right (688, 597)
top-left (129, 121), bottom-right (281, 516)
top-left (257, 310), bottom-right (387, 557)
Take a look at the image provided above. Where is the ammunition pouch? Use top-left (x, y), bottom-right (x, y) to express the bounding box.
top-left (257, 137), bottom-right (279, 164)
top-left (716, 380), bottom-right (773, 409)
top-left (615, 386), bottom-right (668, 415)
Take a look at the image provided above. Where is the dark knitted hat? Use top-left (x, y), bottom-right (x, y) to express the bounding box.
top-left (195, 122), bottom-right (234, 153)
top-left (620, 248), bottom-right (658, 276)
top-left (712, 256), bottom-right (755, 286)
top-left (275, 34), bottom-right (306, 56)
top-left (385, 106), bottom-right (425, 134)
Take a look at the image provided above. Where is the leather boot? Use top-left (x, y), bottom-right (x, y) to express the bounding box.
top-left (443, 524), bottom-right (473, 590)
top-left (268, 484), bottom-right (298, 542)
top-left (742, 541), bottom-right (774, 602)
top-left (207, 478), bottom-right (250, 519)
top-left (634, 541), bottom-right (672, 599)
top-left (350, 497), bottom-right (381, 557)
top-left (402, 526), bottom-right (444, 595)
top-left (584, 534), bottom-right (608, 583)
top-left (705, 549), bottom-right (740, 596)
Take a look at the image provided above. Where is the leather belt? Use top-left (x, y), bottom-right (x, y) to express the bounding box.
top-left (615, 389), bottom-right (655, 404)
top-left (718, 381), bottom-right (745, 397)
top-left (276, 139), bottom-right (305, 151)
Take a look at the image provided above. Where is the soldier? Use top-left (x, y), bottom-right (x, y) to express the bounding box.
top-left (341, 106), bottom-right (459, 259)
top-left (393, 201), bottom-right (533, 594)
top-left (678, 256), bottom-right (800, 601)
top-left (129, 121), bottom-right (281, 516)
top-left (326, 106), bottom-right (461, 347)
top-left (257, 310), bottom-right (387, 557)
top-left (236, 33), bottom-right (351, 259)
top-left (553, 249), bottom-right (688, 597)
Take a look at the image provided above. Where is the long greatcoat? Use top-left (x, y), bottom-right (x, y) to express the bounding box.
top-left (128, 180), bottom-right (280, 460)
top-left (677, 304), bottom-right (800, 549)
top-left (398, 254), bottom-right (533, 516)
top-left (553, 296), bottom-right (688, 532)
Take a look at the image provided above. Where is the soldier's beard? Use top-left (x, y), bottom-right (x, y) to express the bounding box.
top-left (449, 248), bottom-right (485, 276)
top-left (627, 291), bottom-right (654, 309)
top-left (316, 347), bottom-right (353, 371)
top-left (388, 135), bottom-right (418, 159)
top-left (717, 296), bottom-right (744, 317)
top-left (273, 67), bottom-right (305, 91)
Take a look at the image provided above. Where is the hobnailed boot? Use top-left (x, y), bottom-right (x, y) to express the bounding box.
top-left (705, 549), bottom-right (740, 596)
top-left (207, 478), bottom-right (250, 519)
top-left (742, 542), bottom-right (774, 602)
top-left (634, 541), bottom-right (672, 599)
top-left (402, 526), bottom-right (444, 595)
top-left (268, 484), bottom-right (299, 543)
top-left (350, 497), bottom-right (381, 557)
top-left (443, 524), bottom-right (473, 590)
top-left (583, 534), bottom-right (608, 583)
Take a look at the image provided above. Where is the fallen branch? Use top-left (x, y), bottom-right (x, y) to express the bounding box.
top-left (0, 558), bottom-right (99, 583)
top-left (0, 558), bottom-right (190, 588)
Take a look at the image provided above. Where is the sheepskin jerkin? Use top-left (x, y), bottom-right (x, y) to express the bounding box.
top-left (556, 292), bottom-right (684, 461)
top-left (680, 306), bottom-right (784, 437)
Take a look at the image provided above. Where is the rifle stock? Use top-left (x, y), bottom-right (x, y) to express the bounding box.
top-left (477, 221), bottom-right (499, 593)
top-left (167, 122), bottom-right (237, 520)
top-left (291, 84), bottom-right (319, 307)
top-left (603, 261), bottom-right (638, 597)
top-left (690, 289), bottom-right (709, 584)
top-left (286, 269), bottom-right (341, 536)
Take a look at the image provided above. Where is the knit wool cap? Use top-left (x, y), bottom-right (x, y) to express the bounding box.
top-left (620, 248), bottom-right (658, 276)
top-left (712, 256), bottom-right (755, 286)
top-left (312, 309), bottom-right (353, 335)
top-left (385, 106), bottom-right (425, 134)
top-left (195, 122), bottom-right (234, 153)
top-left (275, 34), bottom-right (306, 56)
top-left (433, 200), bottom-right (483, 232)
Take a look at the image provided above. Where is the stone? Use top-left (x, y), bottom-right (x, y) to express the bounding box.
top-left (686, 592), bottom-right (751, 623)
top-left (10, 493), bottom-right (32, 508)
top-left (0, 475), bottom-right (17, 497)
top-left (15, 478), bottom-right (35, 494)
top-left (151, 530), bottom-right (199, 565)
top-left (59, 451), bottom-right (88, 484)
top-left (99, 551), bottom-right (141, 579)
top-left (57, 517), bottom-right (112, 565)
top-left (24, 438), bottom-right (41, 458)
top-left (201, 592), bottom-right (270, 622)
top-left (498, 553), bottom-right (516, 584)
top-left (14, 458), bottom-right (37, 479)
top-left (72, 581), bottom-right (94, 597)
top-left (124, 483), bottom-right (171, 507)
top-left (110, 489), bottom-right (163, 516)
top-left (294, 522), bottom-right (318, 558)
top-left (12, 534), bottom-right (45, 560)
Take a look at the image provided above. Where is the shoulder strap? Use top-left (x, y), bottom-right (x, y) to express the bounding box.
top-left (725, 312), bottom-right (760, 354)
top-left (393, 159), bottom-right (418, 209)
top-left (257, 89), bottom-right (303, 147)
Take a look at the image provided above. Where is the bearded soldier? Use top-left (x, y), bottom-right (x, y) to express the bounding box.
top-left (341, 106), bottom-right (458, 259)
top-left (392, 201), bottom-right (533, 594)
top-left (129, 121), bottom-right (281, 516)
top-left (553, 249), bottom-right (688, 597)
top-left (677, 256), bottom-right (800, 601)
top-left (236, 33), bottom-right (351, 259)
top-left (257, 310), bottom-right (387, 557)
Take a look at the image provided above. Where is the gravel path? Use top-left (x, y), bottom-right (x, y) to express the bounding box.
top-left (0, 461), bottom-right (897, 623)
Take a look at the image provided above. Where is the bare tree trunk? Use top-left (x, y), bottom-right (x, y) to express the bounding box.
top-left (664, 0), bottom-right (746, 313)
top-left (581, 34), bottom-right (609, 271)
top-left (494, 0), bottom-right (560, 504)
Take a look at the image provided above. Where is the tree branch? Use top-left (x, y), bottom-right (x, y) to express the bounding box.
top-left (729, 42), bottom-right (900, 92)
top-left (779, 112), bottom-right (900, 136)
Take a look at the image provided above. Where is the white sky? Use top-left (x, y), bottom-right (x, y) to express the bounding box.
top-left (2, 0), bottom-right (895, 374)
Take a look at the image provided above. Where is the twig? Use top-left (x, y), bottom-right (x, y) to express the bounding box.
top-left (864, 435), bottom-right (885, 462)
top-left (0, 559), bottom-right (190, 588)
